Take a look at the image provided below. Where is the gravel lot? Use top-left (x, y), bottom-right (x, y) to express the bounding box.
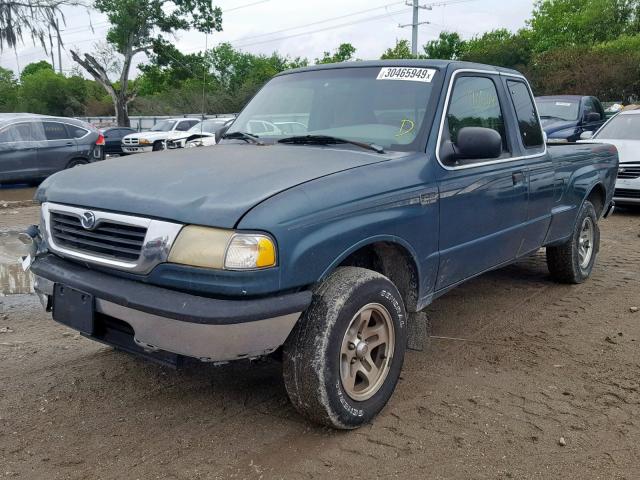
top-left (1, 202), bottom-right (639, 479)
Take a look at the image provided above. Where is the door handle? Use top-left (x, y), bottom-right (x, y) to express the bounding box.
top-left (512, 171), bottom-right (525, 186)
top-left (65, 142), bottom-right (74, 146)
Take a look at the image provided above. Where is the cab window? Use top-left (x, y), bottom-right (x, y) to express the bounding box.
top-left (442, 75), bottom-right (508, 165)
top-left (507, 80), bottom-right (543, 148)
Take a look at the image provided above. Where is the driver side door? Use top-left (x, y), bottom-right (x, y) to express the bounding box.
top-left (435, 73), bottom-right (529, 290)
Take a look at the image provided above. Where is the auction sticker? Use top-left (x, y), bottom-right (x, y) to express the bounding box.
top-left (377, 67), bottom-right (436, 83)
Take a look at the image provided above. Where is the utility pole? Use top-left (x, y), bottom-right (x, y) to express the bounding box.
top-left (399, 1), bottom-right (432, 57)
top-left (56, 18), bottom-right (62, 75)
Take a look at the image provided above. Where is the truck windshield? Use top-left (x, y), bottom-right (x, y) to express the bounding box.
top-left (150, 120), bottom-right (177, 132)
top-left (595, 114), bottom-right (640, 140)
top-left (225, 66), bottom-right (439, 151)
top-left (536, 99), bottom-right (579, 121)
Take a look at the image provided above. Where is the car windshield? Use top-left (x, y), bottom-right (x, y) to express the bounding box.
top-left (187, 120), bottom-right (225, 134)
top-left (150, 120), bottom-right (176, 132)
top-left (595, 114), bottom-right (640, 140)
top-left (536, 99), bottom-right (580, 121)
top-left (225, 66), bottom-right (439, 151)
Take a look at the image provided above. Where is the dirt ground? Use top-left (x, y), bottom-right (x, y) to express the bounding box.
top-left (1, 202), bottom-right (639, 480)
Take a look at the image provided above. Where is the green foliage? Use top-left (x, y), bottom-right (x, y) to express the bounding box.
top-left (95, 0), bottom-right (222, 54)
top-left (527, 0), bottom-right (640, 52)
top-left (0, 67), bottom-right (19, 111)
top-left (18, 68), bottom-right (86, 116)
top-left (423, 32), bottom-right (463, 60)
top-left (316, 43), bottom-right (356, 64)
top-left (380, 39), bottom-right (414, 59)
top-left (20, 60), bottom-right (54, 81)
top-left (460, 29), bottom-right (532, 69)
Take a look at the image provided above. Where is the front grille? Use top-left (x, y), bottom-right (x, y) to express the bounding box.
top-left (618, 164), bottom-right (640, 180)
top-left (614, 188), bottom-right (640, 199)
top-left (50, 211), bottom-right (147, 262)
top-left (123, 137), bottom-right (139, 145)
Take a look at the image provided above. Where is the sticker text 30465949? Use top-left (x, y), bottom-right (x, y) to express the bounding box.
top-left (376, 67), bottom-right (436, 83)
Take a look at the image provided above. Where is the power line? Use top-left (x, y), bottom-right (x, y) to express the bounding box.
top-left (229, 1), bottom-right (405, 44)
top-left (232, 7), bottom-right (412, 49)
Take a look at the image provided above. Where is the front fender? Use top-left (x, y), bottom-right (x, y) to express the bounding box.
top-left (237, 155), bottom-right (439, 301)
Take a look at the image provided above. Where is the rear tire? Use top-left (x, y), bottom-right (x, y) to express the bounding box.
top-left (282, 267), bottom-right (407, 429)
top-left (546, 200), bottom-right (600, 284)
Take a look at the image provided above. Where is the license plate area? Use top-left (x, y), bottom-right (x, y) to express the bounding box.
top-left (52, 284), bottom-right (95, 335)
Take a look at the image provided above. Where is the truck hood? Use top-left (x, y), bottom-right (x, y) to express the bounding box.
top-left (36, 143), bottom-right (394, 228)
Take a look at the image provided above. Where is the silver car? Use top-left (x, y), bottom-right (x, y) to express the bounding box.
top-left (581, 109), bottom-right (640, 206)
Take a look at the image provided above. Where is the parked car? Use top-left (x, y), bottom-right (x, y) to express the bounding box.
top-left (27, 60), bottom-right (617, 429)
top-left (101, 126), bottom-right (137, 155)
top-left (535, 95), bottom-right (606, 142)
top-left (0, 113), bottom-right (104, 184)
top-left (121, 118), bottom-right (200, 154)
top-left (166, 118), bottom-right (235, 149)
top-left (580, 109), bottom-right (640, 206)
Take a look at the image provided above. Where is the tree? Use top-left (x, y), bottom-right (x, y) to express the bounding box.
top-left (380, 39), bottom-right (414, 59)
top-left (460, 29), bottom-right (532, 69)
top-left (527, 0), bottom-right (640, 53)
top-left (0, 0), bottom-right (80, 53)
top-left (71, 0), bottom-right (222, 126)
top-left (18, 68), bottom-right (86, 115)
top-left (316, 43), bottom-right (356, 64)
top-left (423, 32), bottom-right (464, 60)
top-left (0, 67), bottom-right (19, 111)
top-left (20, 60), bottom-right (54, 80)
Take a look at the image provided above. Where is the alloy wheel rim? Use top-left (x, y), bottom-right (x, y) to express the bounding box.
top-left (578, 217), bottom-right (594, 269)
top-left (339, 303), bottom-right (395, 402)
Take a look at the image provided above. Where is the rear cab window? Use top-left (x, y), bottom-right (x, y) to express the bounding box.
top-left (506, 80), bottom-right (544, 150)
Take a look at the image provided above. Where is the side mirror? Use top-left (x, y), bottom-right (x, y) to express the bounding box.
top-left (580, 131), bottom-right (593, 140)
top-left (456, 127), bottom-right (502, 160)
top-left (583, 112), bottom-right (600, 123)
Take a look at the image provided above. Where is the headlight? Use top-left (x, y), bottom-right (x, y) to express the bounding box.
top-left (139, 138), bottom-right (152, 145)
top-left (168, 226), bottom-right (276, 270)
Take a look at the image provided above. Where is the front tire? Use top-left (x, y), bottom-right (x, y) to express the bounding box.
top-left (546, 200), bottom-right (600, 283)
top-left (66, 159), bottom-right (87, 168)
top-left (282, 267), bottom-right (407, 429)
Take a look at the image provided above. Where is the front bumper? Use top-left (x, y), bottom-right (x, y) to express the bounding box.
top-left (31, 254), bottom-right (311, 362)
top-left (121, 145), bottom-right (153, 154)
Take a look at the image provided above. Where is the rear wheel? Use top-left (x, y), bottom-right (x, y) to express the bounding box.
top-left (282, 267), bottom-right (407, 429)
top-left (546, 200), bottom-right (600, 283)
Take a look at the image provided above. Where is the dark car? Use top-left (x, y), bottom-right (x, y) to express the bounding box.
top-left (101, 126), bottom-right (136, 155)
top-left (0, 113), bottom-right (105, 184)
top-left (535, 95), bottom-right (606, 142)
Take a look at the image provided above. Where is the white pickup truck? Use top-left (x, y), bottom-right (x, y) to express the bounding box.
top-left (121, 118), bottom-right (200, 154)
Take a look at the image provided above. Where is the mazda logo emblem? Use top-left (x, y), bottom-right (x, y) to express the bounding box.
top-left (80, 211), bottom-right (96, 230)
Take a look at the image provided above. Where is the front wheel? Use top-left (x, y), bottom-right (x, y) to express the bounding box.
top-left (282, 267), bottom-right (407, 429)
top-left (546, 200), bottom-right (600, 283)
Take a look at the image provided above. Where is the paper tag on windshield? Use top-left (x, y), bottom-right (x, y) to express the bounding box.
top-left (555, 102), bottom-right (572, 107)
top-left (377, 67), bottom-right (436, 83)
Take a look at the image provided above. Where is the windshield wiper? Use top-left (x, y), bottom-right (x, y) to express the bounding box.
top-left (222, 131), bottom-right (265, 145)
top-left (278, 135), bottom-right (385, 154)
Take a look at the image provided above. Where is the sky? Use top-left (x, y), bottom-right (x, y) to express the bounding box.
top-left (0, 0), bottom-right (536, 78)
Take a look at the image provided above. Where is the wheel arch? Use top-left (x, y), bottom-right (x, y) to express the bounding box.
top-left (585, 182), bottom-right (606, 218)
top-left (319, 235), bottom-right (421, 312)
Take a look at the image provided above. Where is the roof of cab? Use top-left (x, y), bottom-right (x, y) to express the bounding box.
top-left (277, 59), bottom-right (523, 77)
